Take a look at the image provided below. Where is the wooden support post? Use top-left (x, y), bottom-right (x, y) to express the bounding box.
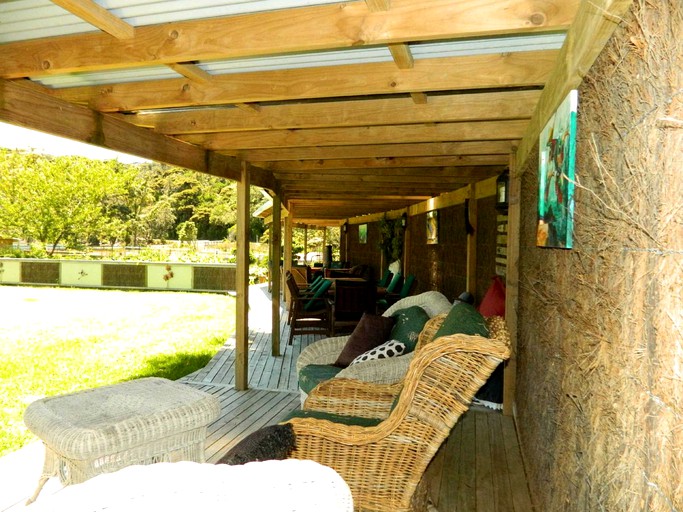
top-left (303, 226), bottom-right (308, 264)
top-left (235, 162), bottom-right (250, 390)
top-left (283, 215), bottom-right (293, 308)
top-left (402, 213), bottom-right (410, 274)
top-left (504, 152), bottom-right (520, 416)
top-left (465, 185), bottom-right (478, 295)
top-left (271, 195), bottom-right (282, 356)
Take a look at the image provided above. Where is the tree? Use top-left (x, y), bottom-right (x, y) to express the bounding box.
top-left (177, 220), bottom-right (198, 246)
top-left (0, 150), bottom-right (113, 255)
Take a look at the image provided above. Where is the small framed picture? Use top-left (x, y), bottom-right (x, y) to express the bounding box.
top-left (358, 224), bottom-right (368, 244)
top-left (426, 211), bottom-right (438, 244)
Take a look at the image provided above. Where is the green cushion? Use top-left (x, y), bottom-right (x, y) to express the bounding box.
top-left (433, 301), bottom-right (489, 339)
top-left (385, 272), bottom-right (402, 294)
top-left (390, 305), bottom-right (430, 352)
top-left (298, 364), bottom-right (343, 395)
top-left (307, 275), bottom-right (324, 290)
top-left (283, 409), bottom-right (383, 428)
top-left (304, 279), bottom-right (332, 311)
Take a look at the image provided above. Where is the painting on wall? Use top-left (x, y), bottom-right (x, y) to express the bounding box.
top-left (537, 89), bottom-right (578, 249)
top-left (358, 223), bottom-right (367, 244)
top-left (426, 210), bottom-right (438, 245)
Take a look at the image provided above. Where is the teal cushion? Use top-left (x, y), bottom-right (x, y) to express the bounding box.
top-left (283, 409), bottom-right (383, 428)
top-left (433, 301), bottom-right (489, 339)
top-left (307, 275), bottom-right (324, 290)
top-left (298, 364), bottom-right (343, 395)
top-left (385, 272), bottom-right (402, 294)
top-left (304, 279), bottom-right (332, 311)
top-left (390, 306), bottom-right (430, 352)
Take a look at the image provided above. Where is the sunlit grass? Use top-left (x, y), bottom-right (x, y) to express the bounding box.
top-left (0, 286), bottom-right (235, 457)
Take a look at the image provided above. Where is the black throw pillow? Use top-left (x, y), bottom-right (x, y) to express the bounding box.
top-left (217, 423), bottom-right (296, 466)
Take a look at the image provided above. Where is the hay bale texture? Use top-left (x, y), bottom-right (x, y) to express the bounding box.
top-left (515, 1), bottom-right (682, 511)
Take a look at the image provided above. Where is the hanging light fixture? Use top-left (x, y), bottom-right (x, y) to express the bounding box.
top-left (496, 169), bottom-right (510, 212)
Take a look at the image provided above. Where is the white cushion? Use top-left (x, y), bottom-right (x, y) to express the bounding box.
top-left (349, 339), bottom-right (406, 366)
top-left (31, 460), bottom-right (353, 512)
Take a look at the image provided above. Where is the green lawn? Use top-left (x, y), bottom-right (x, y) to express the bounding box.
top-left (0, 285), bottom-right (235, 458)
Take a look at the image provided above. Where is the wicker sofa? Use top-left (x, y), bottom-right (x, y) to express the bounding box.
top-left (296, 291), bottom-right (453, 404)
top-left (285, 314), bottom-right (511, 512)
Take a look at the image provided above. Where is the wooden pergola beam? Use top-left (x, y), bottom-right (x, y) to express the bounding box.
top-left (125, 90), bottom-right (541, 135)
top-left (260, 155), bottom-right (508, 171)
top-left (53, 50), bottom-right (557, 112)
top-left (180, 120), bottom-right (529, 150)
top-left (230, 141), bottom-right (518, 162)
top-left (0, 0), bottom-right (579, 78)
top-left (0, 79), bottom-right (275, 190)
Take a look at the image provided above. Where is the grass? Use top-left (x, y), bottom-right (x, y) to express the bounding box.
top-left (0, 285), bottom-right (236, 458)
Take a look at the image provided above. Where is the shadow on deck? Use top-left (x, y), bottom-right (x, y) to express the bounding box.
top-left (1, 284), bottom-right (533, 511)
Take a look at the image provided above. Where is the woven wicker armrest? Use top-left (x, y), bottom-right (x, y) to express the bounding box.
top-left (296, 335), bottom-right (350, 373)
top-left (304, 378), bottom-right (402, 419)
top-left (336, 353), bottom-right (414, 385)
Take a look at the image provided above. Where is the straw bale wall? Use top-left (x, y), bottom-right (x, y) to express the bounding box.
top-left (341, 194), bottom-right (499, 302)
top-left (344, 222), bottom-right (382, 279)
top-left (407, 204), bottom-right (467, 300)
top-left (515, 1), bottom-right (682, 510)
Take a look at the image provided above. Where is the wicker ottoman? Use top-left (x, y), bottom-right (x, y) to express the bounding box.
top-left (23, 377), bottom-right (220, 503)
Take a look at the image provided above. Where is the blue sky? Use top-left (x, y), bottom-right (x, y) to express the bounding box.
top-left (0, 121), bottom-right (147, 163)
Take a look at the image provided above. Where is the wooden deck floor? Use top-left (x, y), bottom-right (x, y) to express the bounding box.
top-left (0, 285), bottom-right (533, 511)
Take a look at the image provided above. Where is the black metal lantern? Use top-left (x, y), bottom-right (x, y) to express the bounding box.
top-left (496, 169), bottom-right (509, 212)
top-left (400, 212), bottom-right (407, 227)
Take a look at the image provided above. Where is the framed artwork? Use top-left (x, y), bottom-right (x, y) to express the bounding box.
top-left (358, 223), bottom-right (367, 244)
top-left (537, 89), bottom-right (578, 249)
top-left (426, 210), bottom-right (438, 244)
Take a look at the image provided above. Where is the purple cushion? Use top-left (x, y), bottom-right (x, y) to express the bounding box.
top-left (334, 313), bottom-right (395, 368)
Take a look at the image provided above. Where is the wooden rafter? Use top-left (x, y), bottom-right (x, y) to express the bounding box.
top-left (50, 0), bottom-right (135, 39)
top-left (167, 62), bottom-right (213, 84)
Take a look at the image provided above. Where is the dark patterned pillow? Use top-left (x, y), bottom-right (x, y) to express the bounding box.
top-left (349, 339), bottom-right (406, 366)
top-left (217, 424), bottom-right (296, 466)
top-left (334, 313), bottom-right (396, 367)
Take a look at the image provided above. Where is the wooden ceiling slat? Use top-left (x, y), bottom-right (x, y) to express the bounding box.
top-left (180, 120), bottom-right (529, 150)
top-left (52, 50), bottom-right (558, 112)
top-left (125, 90), bottom-right (541, 134)
top-left (0, 0), bottom-right (578, 79)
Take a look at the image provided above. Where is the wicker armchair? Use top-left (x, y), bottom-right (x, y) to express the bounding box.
top-left (296, 291), bottom-right (453, 403)
top-left (285, 316), bottom-right (511, 512)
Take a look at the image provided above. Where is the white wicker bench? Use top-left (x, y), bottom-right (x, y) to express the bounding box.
top-left (23, 377), bottom-right (220, 503)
